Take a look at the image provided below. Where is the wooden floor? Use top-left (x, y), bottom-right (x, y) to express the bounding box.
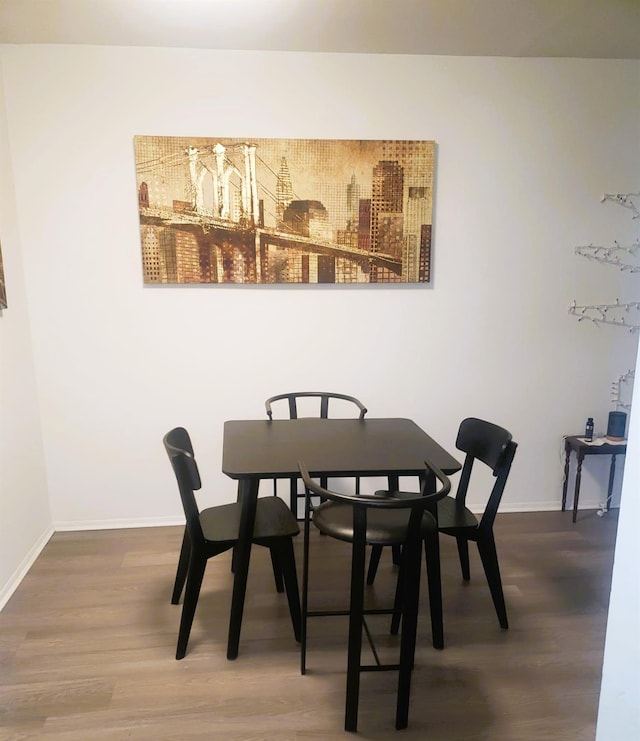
top-left (0, 509), bottom-right (618, 740)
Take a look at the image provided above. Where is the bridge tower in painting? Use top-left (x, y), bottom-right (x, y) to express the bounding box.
top-left (186, 142), bottom-right (261, 226)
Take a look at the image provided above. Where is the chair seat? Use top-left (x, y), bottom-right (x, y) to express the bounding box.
top-left (436, 496), bottom-right (479, 531)
top-left (312, 501), bottom-right (437, 545)
top-left (199, 496), bottom-right (300, 544)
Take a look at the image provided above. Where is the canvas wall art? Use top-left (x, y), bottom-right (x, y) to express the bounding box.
top-left (0, 241), bottom-right (7, 309)
top-left (134, 136), bottom-right (435, 285)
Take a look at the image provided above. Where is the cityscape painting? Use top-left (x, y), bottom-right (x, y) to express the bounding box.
top-left (134, 136), bottom-right (435, 285)
top-left (0, 241), bottom-right (7, 309)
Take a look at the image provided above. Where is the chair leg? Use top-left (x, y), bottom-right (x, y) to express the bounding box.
top-left (392, 544), bottom-right (402, 566)
top-left (269, 547), bottom-right (285, 593)
top-left (176, 553), bottom-right (207, 660)
top-left (278, 539), bottom-right (302, 642)
top-left (301, 498), bottom-right (312, 675)
top-left (477, 534), bottom-right (509, 629)
top-left (366, 544), bottom-right (383, 585)
top-left (172, 528), bottom-right (190, 604)
top-left (392, 533), bottom-right (443, 649)
top-left (423, 531), bottom-right (444, 650)
top-left (390, 552), bottom-right (404, 636)
top-left (456, 536), bottom-right (470, 581)
top-left (290, 477), bottom-right (298, 518)
top-left (345, 515), bottom-right (367, 733)
top-left (395, 534), bottom-right (422, 730)
top-left (367, 543), bottom-right (402, 586)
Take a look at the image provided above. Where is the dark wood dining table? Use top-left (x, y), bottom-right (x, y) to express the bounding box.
top-left (221, 417), bottom-right (461, 659)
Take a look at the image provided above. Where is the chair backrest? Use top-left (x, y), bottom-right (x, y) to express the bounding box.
top-left (299, 459), bottom-right (451, 540)
top-left (454, 417), bottom-right (518, 532)
top-left (266, 392), bottom-right (367, 421)
top-left (163, 427), bottom-right (205, 546)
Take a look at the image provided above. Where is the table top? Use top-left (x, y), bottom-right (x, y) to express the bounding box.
top-left (222, 417), bottom-right (461, 480)
top-left (565, 435), bottom-right (627, 454)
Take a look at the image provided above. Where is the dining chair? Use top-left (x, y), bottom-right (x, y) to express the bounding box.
top-left (265, 392), bottom-right (368, 517)
top-left (163, 426), bottom-right (301, 659)
top-left (367, 417), bottom-right (518, 630)
top-left (298, 459), bottom-right (451, 732)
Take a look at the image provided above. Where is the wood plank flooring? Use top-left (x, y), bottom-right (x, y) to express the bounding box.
top-left (0, 509), bottom-right (618, 740)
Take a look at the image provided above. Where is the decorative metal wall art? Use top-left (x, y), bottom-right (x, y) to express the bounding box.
top-left (570, 192), bottom-right (640, 333)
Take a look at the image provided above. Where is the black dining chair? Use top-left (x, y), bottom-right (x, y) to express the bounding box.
top-left (163, 426), bottom-right (301, 659)
top-left (265, 392), bottom-right (368, 517)
top-left (299, 459), bottom-right (451, 732)
top-left (367, 417), bottom-right (518, 630)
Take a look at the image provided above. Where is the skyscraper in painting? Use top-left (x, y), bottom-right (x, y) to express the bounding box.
top-left (380, 139), bottom-right (434, 284)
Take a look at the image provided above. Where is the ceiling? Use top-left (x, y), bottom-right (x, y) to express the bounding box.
top-left (0, 0), bottom-right (639, 59)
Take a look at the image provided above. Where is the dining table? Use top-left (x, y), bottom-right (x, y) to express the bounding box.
top-left (221, 416), bottom-right (461, 659)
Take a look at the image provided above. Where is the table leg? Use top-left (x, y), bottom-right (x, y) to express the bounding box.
top-left (344, 506), bottom-right (366, 733)
top-left (227, 477), bottom-right (259, 660)
top-left (607, 455), bottom-right (617, 512)
top-left (388, 475), bottom-right (401, 565)
top-left (396, 524), bottom-right (422, 729)
top-left (572, 450), bottom-right (584, 523)
top-left (423, 471), bottom-right (443, 650)
top-left (561, 440), bottom-right (571, 511)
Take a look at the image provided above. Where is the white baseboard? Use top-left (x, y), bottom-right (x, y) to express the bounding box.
top-left (479, 499), bottom-right (618, 514)
top-left (46, 501), bottom-right (616, 530)
top-left (0, 525), bottom-right (54, 612)
top-left (53, 515), bottom-right (185, 531)
top-left (497, 500), bottom-right (571, 513)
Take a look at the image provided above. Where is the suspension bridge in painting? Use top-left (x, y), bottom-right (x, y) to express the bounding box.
top-left (139, 205), bottom-right (402, 283)
top-left (137, 141), bottom-right (403, 284)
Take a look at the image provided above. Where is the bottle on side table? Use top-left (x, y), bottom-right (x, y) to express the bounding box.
top-left (584, 417), bottom-right (594, 442)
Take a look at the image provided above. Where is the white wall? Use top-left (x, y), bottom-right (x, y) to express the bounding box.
top-left (0, 55), bottom-right (52, 608)
top-left (0, 43), bottom-right (638, 737)
top-left (0, 46), bottom-right (637, 533)
top-left (597, 339), bottom-right (640, 739)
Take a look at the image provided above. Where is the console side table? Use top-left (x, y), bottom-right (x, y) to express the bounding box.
top-left (561, 435), bottom-right (627, 522)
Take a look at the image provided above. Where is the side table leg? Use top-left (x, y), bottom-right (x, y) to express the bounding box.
top-left (561, 441), bottom-right (571, 511)
top-left (607, 455), bottom-right (617, 512)
top-left (572, 450), bottom-right (584, 523)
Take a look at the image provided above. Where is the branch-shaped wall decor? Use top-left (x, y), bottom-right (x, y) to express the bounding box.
top-left (611, 369), bottom-right (635, 411)
top-left (574, 240), bottom-right (640, 272)
top-left (600, 191), bottom-right (640, 219)
top-left (570, 192), bottom-right (639, 330)
top-left (568, 299), bottom-right (640, 333)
